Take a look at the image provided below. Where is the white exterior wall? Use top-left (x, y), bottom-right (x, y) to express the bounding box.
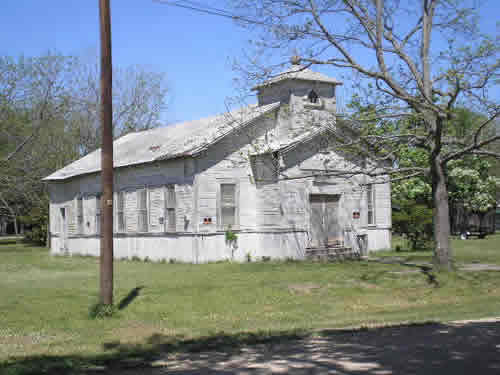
top-left (51, 231), bottom-right (308, 262)
top-left (48, 78), bottom-right (391, 261)
top-left (259, 80), bottom-right (337, 144)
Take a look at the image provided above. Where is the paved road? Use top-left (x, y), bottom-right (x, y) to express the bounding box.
top-left (116, 318), bottom-right (500, 374)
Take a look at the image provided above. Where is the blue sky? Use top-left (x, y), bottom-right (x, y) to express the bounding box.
top-left (0, 0), bottom-right (254, 123)
top-left (1, 0), bottom-right (498, 124)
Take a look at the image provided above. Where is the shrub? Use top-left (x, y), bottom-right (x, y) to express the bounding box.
top-left (21, 203), bottom-right (48, 246)
top-left (88, 303), bottom-right (117, 319)
top-left (393, 201), bottom-right (433, 250)
top-left (225, 226), bottom-right (238, 243)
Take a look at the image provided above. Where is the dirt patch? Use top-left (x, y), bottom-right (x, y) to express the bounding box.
top-left (0, 329), bottom-right (60, 358)
top-left (460, 264), bottom-right (500, 272)
top-left (288, 283), bottom-right (321, 294)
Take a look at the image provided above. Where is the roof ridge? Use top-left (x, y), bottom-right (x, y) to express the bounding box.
top-left (252, 64), bottom-right (342, 90)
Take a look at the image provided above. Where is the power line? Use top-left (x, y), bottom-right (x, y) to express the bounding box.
top-left (175, 0), bottom-right (235, 17)
top-left (153, 0), bottom-right (245, 22)
top-left (152, 1), bottom-right (353, 43)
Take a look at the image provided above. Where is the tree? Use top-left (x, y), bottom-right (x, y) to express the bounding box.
top-left (0, 52), bottom-right (169, 242)
top-left (447, 157), bottom-right (497, 232)
top-left (70, 60), bottom-right (169, 155)
top-left (391, 107), bottom-right (497, 237)
top-left (228, 0), bottom-right (499, 268)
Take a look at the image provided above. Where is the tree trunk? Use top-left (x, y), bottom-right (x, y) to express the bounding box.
top-left (431, 157), bottom-right (453, 269)
top-left (13, 216), bottom-right (18, 235)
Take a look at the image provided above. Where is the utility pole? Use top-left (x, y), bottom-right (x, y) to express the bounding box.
top-left (99, 0), bottom-right (114, 306)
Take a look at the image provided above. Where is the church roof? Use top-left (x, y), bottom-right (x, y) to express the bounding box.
top-left (252, 64), bottom-right (343, 90)
top-left (43, 102), bottom-right (280, 181)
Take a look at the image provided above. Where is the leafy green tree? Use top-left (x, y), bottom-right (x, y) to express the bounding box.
top-left (393, 202), bottom-right (433, 250)
top-left (448, 157), bottom-right (497, 232)
top-left (0, 52), bottom-right (169, 242)
top-left (229, 0), bottom-right (499, 269)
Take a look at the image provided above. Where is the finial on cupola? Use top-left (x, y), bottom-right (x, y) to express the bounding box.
top-left (290, 55), bottom-right (301, 65)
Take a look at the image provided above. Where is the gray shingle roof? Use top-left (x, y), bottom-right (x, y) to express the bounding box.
top-left (252, 65), bottom-right (343, 90)
top-left (43, 102), bottom-right (280, 181)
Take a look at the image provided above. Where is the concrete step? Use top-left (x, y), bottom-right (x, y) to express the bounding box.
top-left (305, 247), bottom-right (360, 261)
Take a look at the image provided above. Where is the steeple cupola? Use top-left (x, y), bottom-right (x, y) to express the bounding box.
top-left (252, 58), bottom-right (343, 142)
top-left (252, 57), bottom-right (342, 112)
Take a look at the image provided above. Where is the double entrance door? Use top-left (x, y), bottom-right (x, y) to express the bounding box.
top-left (309, 194), bottom-right (341, 248)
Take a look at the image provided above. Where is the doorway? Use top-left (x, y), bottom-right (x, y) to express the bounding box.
top-left (309, 194), bottom-right (341, 247)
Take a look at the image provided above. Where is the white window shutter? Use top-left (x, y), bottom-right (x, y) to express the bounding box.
top-left (166, 185), bottom-right (176, 232)
top-left (125, 190), bottom-right (138, 232)
top-left (149, 186), bottom-right (166, 232)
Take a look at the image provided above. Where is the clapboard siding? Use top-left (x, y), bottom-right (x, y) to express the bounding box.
top-left (47, 76), bottom-right (392, 260)
top-left (256, 184), bottom-right (282, 227)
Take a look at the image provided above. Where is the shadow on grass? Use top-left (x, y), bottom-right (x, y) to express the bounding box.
top-left (1, 329), bottom-right (306, 375)
top-left (3, 321), bottom-right (500, 374)
top-left (118, 286), bottom-right (145, 311)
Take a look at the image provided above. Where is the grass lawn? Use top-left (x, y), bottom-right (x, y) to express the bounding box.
top-left (377, 233), bottom-right (500, 265)
top-left (1, 235), bottom-right (500, 374)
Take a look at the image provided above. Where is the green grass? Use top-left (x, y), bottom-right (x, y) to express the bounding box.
top-left (377, 233), bottom-right (500, 265)
top-left (1, 236), bottom-right (500, 374)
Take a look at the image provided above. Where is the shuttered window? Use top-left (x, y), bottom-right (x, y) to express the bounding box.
top-left (367, 184), bottom-right (375, 225)
top-left (251, 153), bottom-right (278, 183)
top-left (77, 196), bottom-right (84, 234)
top-left (137, 188), bottom-right (148, 232)
top-left (166, 185), bottom-right (176, 232)
top-left (67, 203), bottom-right (75, 235)
top-left (148, 186), bottom-right (166, 232)
top-left (116, 192), bottom-right (125, 232)
top-left (95, 194), bottom-right (102, 235)
top-left (220, 184), bottom-right (236, 228)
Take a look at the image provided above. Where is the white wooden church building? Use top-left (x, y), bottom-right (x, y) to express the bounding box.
top-left (44, 63), bottom-right (391, 262)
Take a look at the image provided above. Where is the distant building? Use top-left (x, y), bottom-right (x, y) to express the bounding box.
top-left (44, 63), bottom-right (391, 262)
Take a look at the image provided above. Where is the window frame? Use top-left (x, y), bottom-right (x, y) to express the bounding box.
top-left (217, 181), bottom-right (240, 231)
top-left (137, 187), bottom-right (149, 233)
top-left (147, 185), bottom-right (167, 233)
top-left (115, 191), bottom-right (125, 233)
top-left (165, 184), bottom-right (176, 233)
